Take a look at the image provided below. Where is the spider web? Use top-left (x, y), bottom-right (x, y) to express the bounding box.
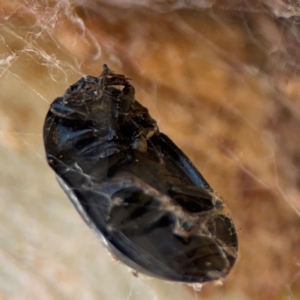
top-left (1, 0), bottom-right (300, 299)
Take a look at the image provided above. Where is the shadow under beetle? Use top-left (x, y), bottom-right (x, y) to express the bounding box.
top-left (43, 65), bottom-right (238, 283)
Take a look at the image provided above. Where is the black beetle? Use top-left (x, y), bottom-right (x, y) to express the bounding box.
top-left (43, 65), bottom-right (238, 283)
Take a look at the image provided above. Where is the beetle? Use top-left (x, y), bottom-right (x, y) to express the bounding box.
top-left (43, 64), bottom-right (238, 283)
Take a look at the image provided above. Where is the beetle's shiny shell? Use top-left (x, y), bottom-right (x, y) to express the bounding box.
top-left (43, 65), bottom-right (238, 283)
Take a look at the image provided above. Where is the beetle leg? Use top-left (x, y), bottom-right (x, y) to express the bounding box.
top-left (118, 83), bottom-right (135, 112)
top-left (100, 64), bottom-right (131, 88)
top-left (122, 83), bottom-right (135, 99)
